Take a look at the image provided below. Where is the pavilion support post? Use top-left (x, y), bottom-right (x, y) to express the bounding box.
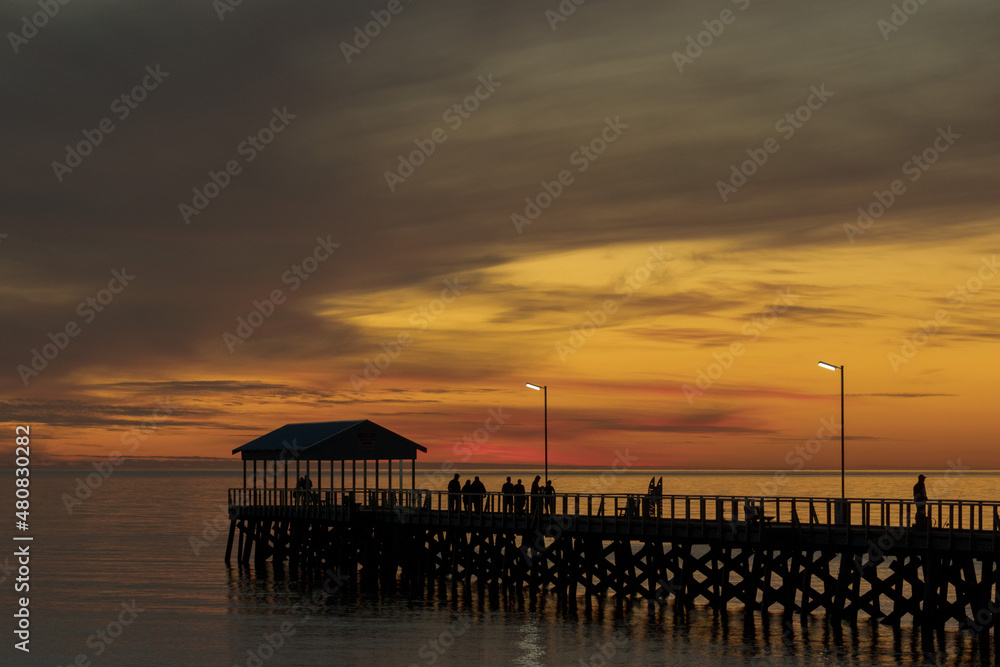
top-left (376, 460), bottom-right (380, 491)
top-left (388, 459), bottom-right (392, 490)
top-left (318, 460), bottom-right (322, 495)
top-left (353, 460), bottom-right (357, 490)
top-left (399, 459), bottom-right (403, 490)
top-left (296, 459), bottom-right (300, 486)
top-left (364, 461), bottom-right (368, 494)
top-left (411, 460), bottom-right (415, 489)
top-left (306, 460), bottom-right (310, 488)
top-left (243, 460), bottom-right (247, 489)
top-left (284, 460), bottom-right (288, 489)
top-left (341, 461), bottom-right (345, 491)
top-left (253, 460), bottom-right (257, 489)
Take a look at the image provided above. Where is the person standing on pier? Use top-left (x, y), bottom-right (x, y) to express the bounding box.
top-left (471, 476), bottom-right (486, 512)
top-left (530, 476), bottom-right (542, 516)
top-left (501, 476), bottom-right (514, 513)
top-left (655, 477), bottom-right (663, 518)
top-left (514, 478), bottom-right (526, 514)
top-left (913, 474), bottom-right (928, 527)
top-left (448, 473), bottom-right (461, 512)
top-left (544, 479), bottom-right (555, 514)
top-left (462, 479), bottom-right (472, 512)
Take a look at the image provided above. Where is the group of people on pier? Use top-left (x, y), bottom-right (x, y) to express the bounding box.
top-left (446, 474), bottom-right (556, 515)
top-left (293, 476), bottom-right (317, 504)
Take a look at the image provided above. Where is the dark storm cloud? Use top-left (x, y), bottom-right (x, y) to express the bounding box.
top-left (0, 397), bottom-right (232, 429)
top-left (2, 0), bottom-right (997, 399)
top-left (561, 414), bottom-right (774, 437)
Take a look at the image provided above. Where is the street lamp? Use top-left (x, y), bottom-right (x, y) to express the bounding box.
top-left (818, 361), bottom-right (845, 500)
top-left (525, 383), bottom-right (547, 482)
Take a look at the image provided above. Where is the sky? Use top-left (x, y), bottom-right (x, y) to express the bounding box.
top-left (2, 0), bottom-right (999, 475)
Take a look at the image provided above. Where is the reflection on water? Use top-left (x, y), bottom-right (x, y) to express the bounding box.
top-left (29, 471), bottom-right (1000, 666)
top-left (227, 562), bottom-right (998, 666)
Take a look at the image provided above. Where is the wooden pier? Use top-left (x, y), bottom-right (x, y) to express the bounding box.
top-left (226, 487), bottom-right (1000, 640)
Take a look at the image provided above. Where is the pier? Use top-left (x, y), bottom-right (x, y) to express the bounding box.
top-left (225, 420), bottom-right (1000, 644)
top-left (227, 489), bottom-right (1000, 636)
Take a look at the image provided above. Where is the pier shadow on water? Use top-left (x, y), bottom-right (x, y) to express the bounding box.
top-left (226, 562), bottom-right (997, 666)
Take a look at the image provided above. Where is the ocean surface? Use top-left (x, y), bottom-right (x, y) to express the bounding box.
top-left (10, 469), bottom-right (1000, 666)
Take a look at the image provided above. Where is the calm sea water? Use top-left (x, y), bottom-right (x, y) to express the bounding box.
top-left (10, 469), bottom-right (1000, 666)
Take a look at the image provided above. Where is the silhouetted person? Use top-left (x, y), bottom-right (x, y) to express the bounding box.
top-left (513, 478), bottom-right (526, 514)
top-left (501, 476), bottom-right (514, 513)
top-left (914, 474), bottom-right (928, 527)
top-left (471, 476), bottom-right (486, 512)
top-left (462, 479), bottom-right (472, 512)
top-left (654, 477), bottom-right (663, 518)
top-left (530, 476), bottom-right (542, 516)
top-left (644, 476), bottom-right (655, 517)
top-left (448, 473), bottom-right (461, 511)
top-left (544, 479), bottom-right (555, 514)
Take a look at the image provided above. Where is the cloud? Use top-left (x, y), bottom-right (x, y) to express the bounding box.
top-left (3, 0), bottom-right (999, 466)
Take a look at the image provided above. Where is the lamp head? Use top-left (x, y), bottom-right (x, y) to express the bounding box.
top-left (817, 361), bottom-right (839, 371)
top-left (525, 383), bottom-right (542, 391)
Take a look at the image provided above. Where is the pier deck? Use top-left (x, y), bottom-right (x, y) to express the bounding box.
top-left (227, 488), bottom-right (1000, 637)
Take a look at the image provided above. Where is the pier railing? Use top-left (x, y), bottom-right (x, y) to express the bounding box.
top-left (228, 487), bottom-right (1000, 535)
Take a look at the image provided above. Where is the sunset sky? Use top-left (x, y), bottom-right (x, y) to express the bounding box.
top-left (2, 1), bottom-right (998, 474)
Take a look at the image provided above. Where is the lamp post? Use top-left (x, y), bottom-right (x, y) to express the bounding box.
top-left (817, 361), bottom-right (845, 500)
top-left (525, 383), bottom-right (547, 482)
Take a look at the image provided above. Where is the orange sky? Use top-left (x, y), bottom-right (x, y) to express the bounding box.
top-left (2, 1), bottom-right (998, 473)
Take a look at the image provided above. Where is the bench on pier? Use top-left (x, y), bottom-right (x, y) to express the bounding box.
top-left (617, 496), bottom-right (642, 518)
top-left (744, 500), bottom-right (774, 524)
